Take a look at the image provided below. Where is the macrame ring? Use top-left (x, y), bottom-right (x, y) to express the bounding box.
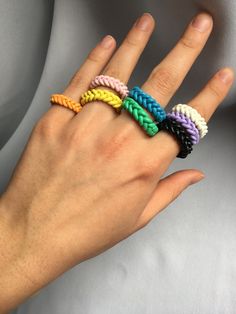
top-left (122, 97), bottom-right (159, 137)
top-left (50, 94), bottom-right (82, 114)
top-left (167, 112), bottom-right (200, 145)
top-left (129, 86), bottom-right (166, 123)
top-left (159, 118), bottom-right (193, 159)
top-left (80, 88), bottom-right (122, 112)
top-left (172, 104), bottom-right (208, 139)
top-left (90, 75), bottom-right (129, 99)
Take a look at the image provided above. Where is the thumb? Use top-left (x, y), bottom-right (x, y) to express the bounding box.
top-left (135, 169), bottom-right (205, 230)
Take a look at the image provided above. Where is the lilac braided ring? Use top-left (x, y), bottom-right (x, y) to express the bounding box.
top-left (167, 112), bottom-right (200, 145)
top-left (90, 75), bottom-right (129, 99)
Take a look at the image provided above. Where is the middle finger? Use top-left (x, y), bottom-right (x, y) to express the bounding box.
top-left (141, 12), bottom-right (213, 106)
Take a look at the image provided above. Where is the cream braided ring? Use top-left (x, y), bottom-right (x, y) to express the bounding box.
top-left (90, 75), bottom-right (129, 99)
top-left (172, 104), bottom-right (208, 138)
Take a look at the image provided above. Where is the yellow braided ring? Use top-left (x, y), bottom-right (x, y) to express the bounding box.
top-left (50, 94), bottom-right (82, 114)
top-left (80, 88), bottom-right (122, 112)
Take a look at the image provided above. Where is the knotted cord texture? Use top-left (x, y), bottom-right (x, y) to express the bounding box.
top-left (90, 75), bottom-right (129, 99)
top-left (122, 97), bottom-right (159, 137)
top-left (129, 86), bottom-right (166, 122)
top-left (167, 112), bottom-right (200, 145)
top-left (80, 89), bottom-right (122, 112)
top-left (50, 94), bottom-right (82, 113)
top-left (172, 104), bottom-right (208, 138)
top-left (159, 118), bottom-right (193, 159)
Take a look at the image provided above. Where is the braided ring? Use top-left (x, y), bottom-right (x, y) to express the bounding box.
top-left (129, 86), bottom-right (166, 122)
top-left (80, 88), bottom-right (122, 112)
top-left (159, 118), bottom-right (193, 158)
top-left (50, 94), bottom-right (82, 113)
top-left (122, 97), bottom-right (159, 137)
top-left (167, 112), bottom-right (200, 145)
top-left (90, 75), bottom-right (129, 99)
top-left (172, 104), bottom-right (208, 138)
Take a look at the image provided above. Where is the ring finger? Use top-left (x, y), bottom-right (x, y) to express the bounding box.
top-left (117, 12), bottom-right (214, 133)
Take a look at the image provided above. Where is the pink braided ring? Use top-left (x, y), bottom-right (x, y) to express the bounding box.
top-left (90, 75), bottom-right (129, 99)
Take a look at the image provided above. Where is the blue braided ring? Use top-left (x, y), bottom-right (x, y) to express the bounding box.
top-left (129, 86), bottom-right (166, 123)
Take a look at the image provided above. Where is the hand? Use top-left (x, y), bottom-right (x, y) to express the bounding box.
top-left (0, 12), bottom-right (234, 312)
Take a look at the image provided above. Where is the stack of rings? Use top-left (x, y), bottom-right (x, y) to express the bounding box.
top-left (160, 104), bottom-right (208, 158)
top-left (122, 86), bottom-right (166, 137)
top-left (80, 75), bottom-right (129, 113)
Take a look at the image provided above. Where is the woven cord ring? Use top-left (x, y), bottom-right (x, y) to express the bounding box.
top-left (167, 112), bottom-right (200, 145)
top-left (90, 75), bottom-right (129, 99)
top-left (50, 94), bottom-right (82, 113)
top-left (122, 97), bottom-right (159, 137)
top-left (172, 104), bottom-right (208, 138)
top-left (159, 118), bottom-right (193, 158)
top-left (80, 88), bottom-right (122, 112)
top-left (129, 86), bottom-right (166, 122)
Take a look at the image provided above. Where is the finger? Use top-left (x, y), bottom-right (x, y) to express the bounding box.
top-left (134, 169), bottom-right (204, 230)
top-left (142, 12), bottom-right (213, 106)
top-left (149, 67), bottom-right (235, 168)
top-left (103, 13), bottom-right (155, 84)
top-left (47, 35), bottom-right (116, 122)
top-left (75, 13), bottom-right (155, 121)
top-left (188, 67), bottom-right (235, 121)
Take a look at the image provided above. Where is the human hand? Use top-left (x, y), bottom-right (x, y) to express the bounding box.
top-left (0, 12), bottom-right (234, 312)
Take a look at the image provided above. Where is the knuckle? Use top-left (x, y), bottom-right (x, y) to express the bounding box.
top-left (69, 73), bottom-right (81, 85)
top-left (87, 50), bottom-right (102, 64)
top-left (103, 68), bottom-right (122, 81)
top-left (149, 67), bottom-right (177, 97)
top-left (179, 34), bottom-right (197, 50)
top-left (124, 36), bottom-right (138, 48)
top-left (135, 215), bottom-right (151, 231)
top-left (97, 131), bottom-right (130, 160)
top-left (67, 72), bottom-right (87, 89)
top-left (208, 81), bottom-right (223, 99)
top-left (66, 130), bottom-right (84, 148)
top-left (137, 158), bottom-right (157, 180)
top-left (34, 116), bottom-right (59, 139)
top-left (62, 125), bottom-right (88, 148)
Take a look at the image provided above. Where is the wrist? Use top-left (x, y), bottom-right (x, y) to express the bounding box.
top-left (0, 194), bottom-right (25, 268)
top-left (0, 193), bottom-right (79, 312)
top-left (0, 195), bottom-right (40, 312)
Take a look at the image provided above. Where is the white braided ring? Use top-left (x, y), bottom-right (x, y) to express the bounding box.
top-left (172, 104), bottom-right (208, 138)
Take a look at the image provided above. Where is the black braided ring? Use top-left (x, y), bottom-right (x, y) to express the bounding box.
top-left (159, 118), bottom-right (193, 159)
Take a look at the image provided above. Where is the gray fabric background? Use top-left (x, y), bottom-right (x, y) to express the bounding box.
top-left (1, 0), bottom-right (236, 313)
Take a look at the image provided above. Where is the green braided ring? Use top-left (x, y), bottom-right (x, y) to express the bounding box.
top-left (122, 97), bottom-right (159, 137)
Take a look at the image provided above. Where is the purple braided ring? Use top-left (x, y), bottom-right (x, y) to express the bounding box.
top-left (167, 112), bottom-right (200, 145)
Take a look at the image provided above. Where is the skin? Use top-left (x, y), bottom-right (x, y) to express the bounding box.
top-left (0, 12), bottom-right (234, 313)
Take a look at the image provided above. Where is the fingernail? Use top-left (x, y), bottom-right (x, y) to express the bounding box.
top-left (218, 68), bottom-right (234, 84)
top-left (192, 13), bottom-right (212, 32)
top-left (100, 35), bottom-right (114, 49)
top-left (135, 13), bottom-right (153, 31)
top-left (191, 173), bottom-right (205, 185)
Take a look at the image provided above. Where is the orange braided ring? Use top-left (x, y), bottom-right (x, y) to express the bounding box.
top-left (50, 94), bottom-right (82, 113)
